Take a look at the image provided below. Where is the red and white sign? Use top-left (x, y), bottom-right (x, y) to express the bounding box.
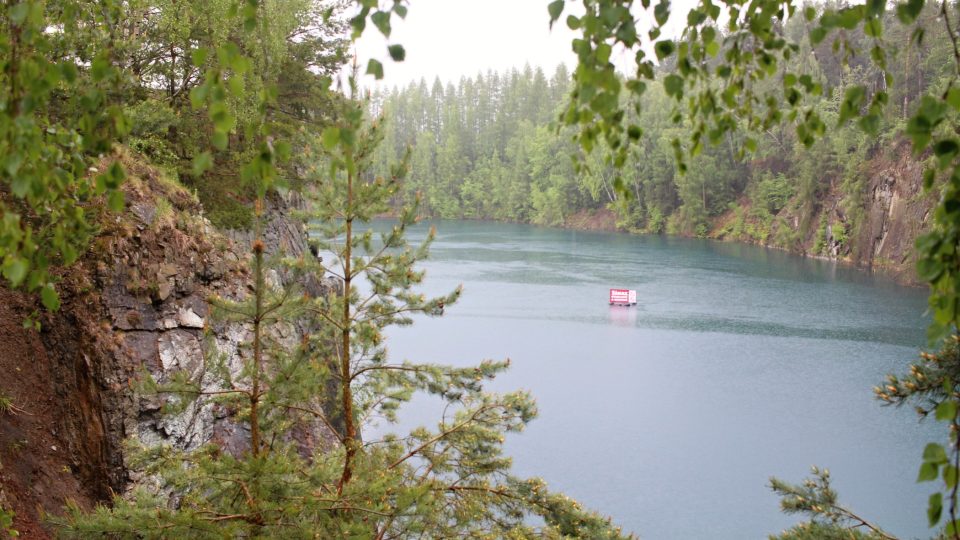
top-left (609, 288), bottom-right (637, 305)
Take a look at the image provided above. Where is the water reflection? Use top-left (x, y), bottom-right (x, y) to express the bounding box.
top-left (608, 305), bottom-right (638, 327)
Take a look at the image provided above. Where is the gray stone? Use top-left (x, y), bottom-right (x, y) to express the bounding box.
top-left (158, 329), bottom-right (203, 378)
top-left (130, 203), bottom-right (157, 226)
top-left (177, 307), bottom-right (204, 329)
top-left (157, 280), bottom-right (174, 301)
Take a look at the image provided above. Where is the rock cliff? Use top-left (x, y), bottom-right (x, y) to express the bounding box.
top-left (0, 151), bottom-right (338, 537)
top-left (713, 139), bottom-right (936, 282)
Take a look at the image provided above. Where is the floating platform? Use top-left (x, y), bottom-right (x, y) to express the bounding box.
top-left (609, 288), bottom-right (637, 306)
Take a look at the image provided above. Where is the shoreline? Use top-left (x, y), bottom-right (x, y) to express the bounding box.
top-left (379, 208), bottom-right (923, 287)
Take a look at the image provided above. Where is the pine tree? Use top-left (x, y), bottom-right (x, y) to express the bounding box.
top-left (57, 78), bottom-right (631, 540)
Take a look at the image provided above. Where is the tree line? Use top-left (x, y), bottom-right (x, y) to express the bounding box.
top-left (369, 0), bottom-right (955, 253)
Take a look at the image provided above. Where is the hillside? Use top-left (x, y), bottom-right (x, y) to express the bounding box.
top-left (0, 150), bottom-right (337, 537)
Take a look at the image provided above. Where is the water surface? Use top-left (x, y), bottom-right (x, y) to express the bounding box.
top-left (366, 220), bottom-right (936, 539)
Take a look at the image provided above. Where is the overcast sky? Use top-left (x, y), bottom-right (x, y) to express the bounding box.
top-left (351, 0), bottom-right (583, 90)
top-left (349, 0), bottom-right (697, 91)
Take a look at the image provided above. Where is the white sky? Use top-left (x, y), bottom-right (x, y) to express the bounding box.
top-left (348, 0), bottom-right (701, 91)
top-left (352, 0), bottom-right (580, 90)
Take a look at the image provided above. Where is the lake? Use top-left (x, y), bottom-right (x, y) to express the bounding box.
top-left (364, 220), bottom-right (937, 539)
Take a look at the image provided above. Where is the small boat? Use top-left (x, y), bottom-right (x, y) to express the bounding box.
top-left (609, 288), bottom-right (637, 306)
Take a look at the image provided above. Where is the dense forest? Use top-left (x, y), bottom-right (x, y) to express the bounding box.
top-left (369, 1), bottom-right (954, 264)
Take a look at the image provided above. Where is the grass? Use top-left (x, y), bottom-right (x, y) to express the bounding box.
top-left (153, 197), bottom-right (175, 230)
top-left (0, 392), bottom-right (11, 416)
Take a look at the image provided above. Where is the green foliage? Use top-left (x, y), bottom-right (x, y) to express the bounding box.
top-left (60, 70), bottom-right (629, 539)
top-left (13, 0), bottom-right (960, 536)
top-left (555, 0), bottom-right (960, 343)
top-left (814, 215), bottom-right (829, 256)
top-left (124, 100), bottom-right (180, 167)
top-left (0, 505), bottom-right (16, 538)
top-left (771, 521), bottom-right (883, 540)
top-left (0, 0), bottom-right (128, 310)
top-left (0, 392), bottom-right (11, 416)
top-left (755, 173), bottom-right (795, 214)
top-left (832, 222), bottom-right (848, 249)
top-left (774, 216), bottom-right (802, 250)
top-left (646, 205), bottom-right (666, 234)
top-left (872, 337), bottom-right (960, 536)
top-left (769, 467), bottom-right (894, 539)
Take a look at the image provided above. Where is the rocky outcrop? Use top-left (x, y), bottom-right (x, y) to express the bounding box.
top-left (712, 139), bottom-right (936, 282)
top-left (851, 143), bottom-right (935, 274)
top-left (0, 151), bottom-right (339, 537)
top-left (805, 141), bottom-right (937, 280)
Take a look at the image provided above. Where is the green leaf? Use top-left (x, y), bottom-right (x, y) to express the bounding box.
top-left (836, 6), bottom-right (864, 29)
top-left (702, 26), bottom-right (716, 44)
top-left (212, 131), bottom-right (229, 151)
top-left (937, 400), bottom-right (958, 421)
top-left (934, 139), bottom-right (960, 168)
top-left (108, 190), bottom-right (125, 212)
top-left (655, 40), bottom-right (675, 60)
top-left (945, 465), bottom-right (959, 489)
top-left (548, 0), bottom-right (564, 25)
top-left (866, 0), bottom-right (887, 17)
top-left (193, 152), bottom-right (213, 177)
top-left (839, 85), bottom-right (866, 124)
top-left (663, 74), bottom-right (684, 98)
top-left (919, 461), bottom-right (939, 482)
top-left (371, 10), bottom-right (391, 37)
top-left (191, 48), bottom-right (209, 66)
top-left (106, 162), bottom-right (126, 189)
top-left (687, 8), bottom-right (706, 26)
top-left (322, 127), bottom-right (340, 150)
top-left (654, 0), bottom-right (670, 26)
top-left (189, 85), bottom-right (208, 109)
top-left (59, 61), bottom-right (78, 83)
top-left (924, 443), bottom-right (948, 464)
top-left (9, 3), bottom-right (29, 25)
top-left (91, 56), bottom-right (111, 82)
top-left (917, 257), bottom-right (944, 282)
top-left (388, 44), bottom-right (406, 62)
top-left (350, 13), bottom-right (367, 38)
top-left (810, 27), bottom-right (828, 45)
top-left (3, 258), bottom-right (28, 287)
top-left (211, 106), bottom-right (236, 133)
top-left (897, 0), bottom-right (925, 23)
top-left (946, 87), bottom-right (960, 111)
top-left (227, 76), bottom-right (244, 97)
top-left (40, 284), bottom-right (60, 311)
top-left (858, 113), bottom-right (880, 135)
top-left (929, 492), bottom-right (943, 526)
top-left (367, 59), bottom-right (384, 80)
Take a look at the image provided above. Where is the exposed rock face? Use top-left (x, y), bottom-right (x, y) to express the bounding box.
top-left (711, 139), bottom-right (936, 282)
top-left (806, 141), bottom-right (936, 280)
top-left (852, 145), bottom-right (934, 274)
top-left (0, 154), bottom-right (339, 537)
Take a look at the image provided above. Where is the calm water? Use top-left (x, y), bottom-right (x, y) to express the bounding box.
top-left (364, 220), bottom-right (937, 539)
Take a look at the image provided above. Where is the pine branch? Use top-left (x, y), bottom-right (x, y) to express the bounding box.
top-left (388, 404), bottom-right (504, 470)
